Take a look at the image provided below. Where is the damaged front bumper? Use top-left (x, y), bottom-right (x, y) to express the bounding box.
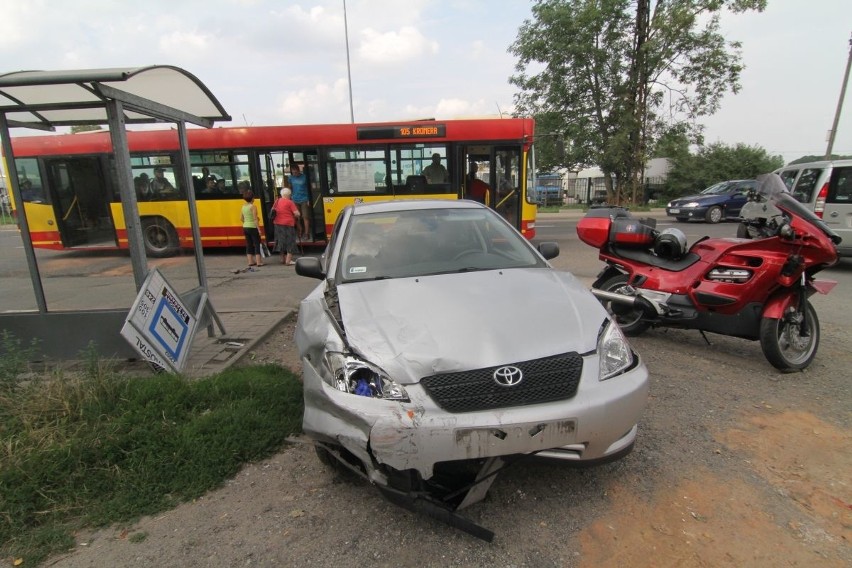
top-left (301, 350), bottom-right (648, 484)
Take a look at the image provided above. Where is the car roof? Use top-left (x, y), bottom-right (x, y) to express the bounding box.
top-left (348, 199), bottom-right (485, 215)
top-left (775, 159), bottom-right (852, 170)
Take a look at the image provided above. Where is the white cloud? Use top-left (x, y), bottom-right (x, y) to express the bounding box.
top-left (359, 27), bottom-right (439, 65)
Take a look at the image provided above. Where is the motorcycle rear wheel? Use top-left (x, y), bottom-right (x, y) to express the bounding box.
top-left (598, 274), bottom-right (650, 336)
top-left (759, 300), bottom-right (820, 372)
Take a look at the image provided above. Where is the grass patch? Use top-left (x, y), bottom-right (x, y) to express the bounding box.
top-left (0, 345), bottom-right (303, 566)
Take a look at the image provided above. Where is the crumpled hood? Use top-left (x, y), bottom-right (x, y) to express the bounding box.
top-left (336, 268), bottom-right (607, 383)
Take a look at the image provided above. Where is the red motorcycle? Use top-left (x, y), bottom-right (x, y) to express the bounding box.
top-left (576, 174), bottom-right (841, 372)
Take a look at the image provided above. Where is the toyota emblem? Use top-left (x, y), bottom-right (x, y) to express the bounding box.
top-left (493, 366), bottom-right (523, 387)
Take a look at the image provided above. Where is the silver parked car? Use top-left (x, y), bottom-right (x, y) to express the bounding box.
top-left (294, 199), bottom-right (648, 539)
top-left (775, 160), bottom-right (852, 257)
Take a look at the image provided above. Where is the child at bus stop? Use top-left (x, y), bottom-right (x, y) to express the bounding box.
top-left (272, 187), bottom-right (301, 265)
top-left (240, 184), bottom-right (264, 268)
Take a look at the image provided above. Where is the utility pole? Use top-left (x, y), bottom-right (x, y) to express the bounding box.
top-left (343, 0), bottom-right (355, 124)
top-left (825, 32), bottom-right (852, 160)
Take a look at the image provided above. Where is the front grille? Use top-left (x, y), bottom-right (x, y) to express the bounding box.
top-left (420, 352), bottom-right (583, 413)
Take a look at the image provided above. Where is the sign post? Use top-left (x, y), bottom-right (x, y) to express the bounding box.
top-left (121, 268), bottom-right (198, 372)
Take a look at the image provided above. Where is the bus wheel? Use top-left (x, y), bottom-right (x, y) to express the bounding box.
top-left (141, 217), bottom-right (179, 257)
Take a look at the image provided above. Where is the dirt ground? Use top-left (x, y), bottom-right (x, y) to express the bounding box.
top-left (41, 317), bottom-right (851, 568)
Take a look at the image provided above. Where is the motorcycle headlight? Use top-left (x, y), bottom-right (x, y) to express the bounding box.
top-left (325, 352), bottom-right (410, 401)
top-left (598, 320), bottom-right (634, 380)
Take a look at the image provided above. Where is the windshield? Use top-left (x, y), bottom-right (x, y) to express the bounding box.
top-left (755, 173), bottom-right (839, 241)
top-left (338, 207), bottom-right (546, 282)
top-left (700, 181), bottom-right (734, 195)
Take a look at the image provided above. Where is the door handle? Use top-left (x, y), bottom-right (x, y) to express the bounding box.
top-left (830, 211), bottom-right (839, 217)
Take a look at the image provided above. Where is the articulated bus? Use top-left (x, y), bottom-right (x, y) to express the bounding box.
top-left (6, 118), bottom-right (537, 257)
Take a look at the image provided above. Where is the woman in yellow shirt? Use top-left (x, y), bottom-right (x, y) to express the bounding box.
top-left (240, 186), bottom-right (264, 268)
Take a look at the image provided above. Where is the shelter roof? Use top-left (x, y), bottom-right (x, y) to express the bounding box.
top-left (0, 65), bottom-right (231, 130)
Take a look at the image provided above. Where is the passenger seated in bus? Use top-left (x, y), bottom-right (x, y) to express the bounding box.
top-left (197, 175), bottom-right (220, 198)
top-left (151, 167), bottom-right (176, 197)
top-left (134, 175), bottom-right (151, 201)
top-left (422, 153), bottom-right (448, 183)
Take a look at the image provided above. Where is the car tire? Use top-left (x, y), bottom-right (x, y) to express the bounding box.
top-left (141, 217), bottom-right (180, 257)
top-left (705, 206), bottom-right (723, 224)
top-left (597, 274), bottom-right (650, 336)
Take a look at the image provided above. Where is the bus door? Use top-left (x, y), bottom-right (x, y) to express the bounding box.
top-left (461, 146), bottom-right (522, 231)
top-left (44, 157), bottom-right (116, 248)
top-left (302, 151), bottom-right (325, 243)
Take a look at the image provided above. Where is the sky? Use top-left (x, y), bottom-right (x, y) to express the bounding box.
top-left (0, 0), bottom-right (850, 165)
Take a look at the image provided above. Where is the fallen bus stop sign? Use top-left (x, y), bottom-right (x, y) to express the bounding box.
top-left (121, 268), bottom-right (198, 373)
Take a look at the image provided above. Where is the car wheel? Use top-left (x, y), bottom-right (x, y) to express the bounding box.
top-left (705, 206), bottom-right (723, 224)
top-left (141, 217), bottom-right (180, 257)
top-left (675, 217), bottom-right (688, 223)
top-left (597, 274), bottom-right (650, 336)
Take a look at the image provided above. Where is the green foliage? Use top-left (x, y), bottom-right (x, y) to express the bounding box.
top-left (511, 0), bottom-right (767, 203)
top-left (69, 125), bottom-right (102, 134)
top-left (0, 363), bottom-right (303, 565)
top-left (664, 142), bottom-right (784, 198)
top-left (0, 330), bottom-right (40, 393)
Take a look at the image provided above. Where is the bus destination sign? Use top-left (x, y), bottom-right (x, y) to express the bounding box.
top-left (356, 124), bottom-right (446, 140)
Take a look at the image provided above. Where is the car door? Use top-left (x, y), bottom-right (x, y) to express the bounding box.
top-left (824, 165), bottom-right (852, 255)
top-left (726, 181), bottom-right (754, 217)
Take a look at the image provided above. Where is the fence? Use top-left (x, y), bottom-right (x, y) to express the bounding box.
top-left (564, 176), bottom-right (667, 205)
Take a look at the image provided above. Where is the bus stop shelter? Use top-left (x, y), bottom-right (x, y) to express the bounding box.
top-left (0, 66), bottom-right (231, 362)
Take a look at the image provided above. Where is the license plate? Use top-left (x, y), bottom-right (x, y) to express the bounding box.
top-left (669, 208), bottom-right (680, 214)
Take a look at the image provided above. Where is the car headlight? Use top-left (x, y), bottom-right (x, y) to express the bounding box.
top-left (325, 352), bottom-right (410, 401)
top-left (598, 320), bottom-right (634, 380)
top-left (685, 201), bottom-right (700, 208)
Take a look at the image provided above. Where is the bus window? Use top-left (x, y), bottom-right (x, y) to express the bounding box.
top-left (389, 145), bottom-right (451, 194)
top-left (14, 158), bottom-right (47, 203)
top-left (129, 155), bottom-right (184, 201)
top-left (325, 148), bottom-right (389, 195)
top-left (190, 151), bottom-right (249, 199)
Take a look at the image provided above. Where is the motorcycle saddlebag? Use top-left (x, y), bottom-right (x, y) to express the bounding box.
top-left (609, 218), bottom-right (656, 247)
top-left (576, 207), bottom-right (631, 248)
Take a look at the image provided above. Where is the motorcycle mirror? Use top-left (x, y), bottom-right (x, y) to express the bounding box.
top-left (779, 223), bottom-right (795, 240)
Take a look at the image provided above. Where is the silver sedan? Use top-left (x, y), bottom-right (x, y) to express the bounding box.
top-left (294, 199), bottom-right (648, 536)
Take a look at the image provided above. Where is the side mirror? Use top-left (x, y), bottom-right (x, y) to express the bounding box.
top-left (538, 241), bottom-right (559, 260)
top-left (295, 257), bottom-right (325, 280)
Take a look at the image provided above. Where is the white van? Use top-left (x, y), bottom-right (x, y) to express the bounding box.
top-left (774, 160), bottom-right (852, 257)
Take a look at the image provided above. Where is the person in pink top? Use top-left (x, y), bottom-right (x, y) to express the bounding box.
top-left (272, 187), bottom-right (301, 265)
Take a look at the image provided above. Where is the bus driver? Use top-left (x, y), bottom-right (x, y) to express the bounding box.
top-left (422, 153), bottom-right (448, 183)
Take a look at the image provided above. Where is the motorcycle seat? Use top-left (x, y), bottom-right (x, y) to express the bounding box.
top-left (610, 245), bottom-right (701, 271)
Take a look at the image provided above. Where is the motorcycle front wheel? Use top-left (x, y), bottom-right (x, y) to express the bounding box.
top-left (759, 299), bottom-right (820, 372)
top-left (598, 274), bottom-right (650, 336)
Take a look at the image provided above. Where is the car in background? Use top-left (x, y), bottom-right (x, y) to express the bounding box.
top-left (666, 179), bottom-right (757, 223)
top-left (534, 173), bottom-right (563, 206)
top-left (293, 199), bottom-right (649, 520)
top-left (775, 160), bottom-right (852, 257)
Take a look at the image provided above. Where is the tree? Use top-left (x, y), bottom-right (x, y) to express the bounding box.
top-left (664, 142), bottom-right (783, 198)
top-left (70, 125), bottom-right (103, 134)
top-left (510, 0), bottom-right (766, 205)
